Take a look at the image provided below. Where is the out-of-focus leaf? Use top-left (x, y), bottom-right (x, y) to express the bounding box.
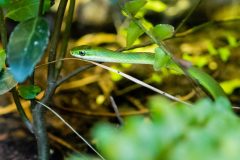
top-left (227, 35), bottom-right (238, 47)
top-left (0, 69), bottom-right (17, 95)
top-left (65, 152), bottom-right (98, 160)
top-left (0, 49), bottom-right (6, 71)
top-left (0, 0), bottom-right (9, 6)
top-left (145, 0), bottom-right (166, 12)
top-left (92, 96), bottom-right (237, 160)
top-left (150, 24), bottom-right (174, 41)
top-left (207, 41), bottom-right (218, 55)
top-left (221, 79), bottom-right (240, 94)
top-left (126, 21), bottom-right (144, 47)
top-left (18, 85), bottom-right (41, 99)
top-left (218, 47), bottom-right (230, 62)
top-left (124, 0), bottom-right (147, 16)
top-left (5, 0), bottom-right (52, 21)
top-left (7, 17), bottom-right (49, 82)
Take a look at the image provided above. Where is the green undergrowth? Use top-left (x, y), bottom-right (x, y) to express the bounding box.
top-left (92, 97), bottom-right (240, 160)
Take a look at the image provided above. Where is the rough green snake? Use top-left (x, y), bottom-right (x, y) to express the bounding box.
top-left (70, 45), bottom-right (228, 101)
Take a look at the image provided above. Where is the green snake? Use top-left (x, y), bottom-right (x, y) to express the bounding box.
top-left (70, 45), bottom-right (228, 101)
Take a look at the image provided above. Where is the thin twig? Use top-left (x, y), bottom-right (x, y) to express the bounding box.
top-left (86, 60), bottom-right (192, 106)
top-left (56, 64), bottom-right (94, 87)
top-left (57, 105), bottom-right (149, 117)
top-left (35, 100), bottom-right (106, 160)
top-left (12, 88), bottom-right (34, 133)
top-left (174, 0), bottom-right (202, 35)
top-left (110, 96), bottom-right (124, 125)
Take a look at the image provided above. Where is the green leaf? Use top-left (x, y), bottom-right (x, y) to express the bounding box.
top-left (153, 47), bottom-right (171, 71)
top-left (92, 97), bottom-right (239, 160)
top-left (7, 17), bottom-right (49, 82)
top-left (218, 47), bottom-right (230, 62)
top-left (150, 24), bottom-right (174, 41)
top-left (124, 0), bottom-right (147, 16)
top-left (0, 69), bottom-right (17, 95)
top-left (126, 21), bottom-right (144, 47)
top-left (5, 0), bottom-right (52, 21)
top-left (18, 85), bottom-right (41, 99)
top-left (0, 0), bottom-right (10, 6)
top-left (145, 0), bottom-right (166, 12)
top-left (0, 49), bottom-right (6, 71)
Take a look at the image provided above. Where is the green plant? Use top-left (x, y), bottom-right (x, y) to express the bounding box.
top-left (93, 96), bottom-right (239, 160)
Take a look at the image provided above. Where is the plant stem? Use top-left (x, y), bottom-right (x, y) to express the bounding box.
top-left (32, 82), bottom-right (56, 160)
top-left (0, 8), bottom-right (7, 49)
top-left (11, 88), bottom-right (34, 133)
top-left (55, 0), bottom-right (75, 79)
top-left (47, 0), bottom-right (68, 83)
top-left (38, 0), bottom-right (44, 16)
top-left (56, 64), bottom-right (94, 87)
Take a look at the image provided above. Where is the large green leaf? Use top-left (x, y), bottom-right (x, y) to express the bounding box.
top-left (126, 21), bottom-right (144, 47)
top-left (5, 0), bottom-right (52, 21)
top-left (7, 17), bottom-right (49, 82)
top-left (0, 69), bottom-right (17, 95)
top-left (0, 49), bottom-right (6, 71)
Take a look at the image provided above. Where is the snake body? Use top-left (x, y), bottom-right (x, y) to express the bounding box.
top-left (70, 45), bottom-right (227, 100)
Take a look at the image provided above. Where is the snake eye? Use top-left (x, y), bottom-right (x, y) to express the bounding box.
top-left (79, 51), bottom-right (86, 56)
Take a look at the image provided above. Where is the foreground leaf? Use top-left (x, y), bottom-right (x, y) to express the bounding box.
top-left (7, 17), bottom-right (49, 82)
top-left (0, 69), bottom-right (17, 95)
top-left (150, 24), bottom-right (174, 41)
top-left (126, 21), bottom-right (144, 47)
top-left (5, 0), bottom-right (52, 21)
top-left (18, 85), bottom-right (41, 99)
top-left (93, 97), bottom-right (236, 160)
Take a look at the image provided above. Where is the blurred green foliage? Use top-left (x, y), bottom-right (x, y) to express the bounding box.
top-left (91, 96), bottom-right (240, 160)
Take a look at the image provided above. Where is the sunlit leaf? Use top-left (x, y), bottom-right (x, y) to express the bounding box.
top-left (18, 85), bottom-right (41, 99)
top-left (218, 47), bottom-right (230, 62)
top-left (7, 17), bottom-right (49, 82)
top-left (126, 21), bottom-right (144, 47)
top-left (227, 35), bottom-right (238, 47)
top-left (5, 0), bottom-right (52, 21)
top-left (150, 24), bottom-right (174, 41)
top-left (124, 0), bottom-right (147, 16)
top-left (145, 0), bottom-right (166, 12)
top-left (207, 41), bottom-right (217, 55)
top-left (0, 49), bottom-right (6, 71)
top-left (0, 69), bottom-right (17, 95)
top-left (221, 79), bottom-right (240, 94)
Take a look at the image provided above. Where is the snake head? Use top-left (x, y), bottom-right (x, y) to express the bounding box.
top-left (70, 45), bottom-right (92, 58)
